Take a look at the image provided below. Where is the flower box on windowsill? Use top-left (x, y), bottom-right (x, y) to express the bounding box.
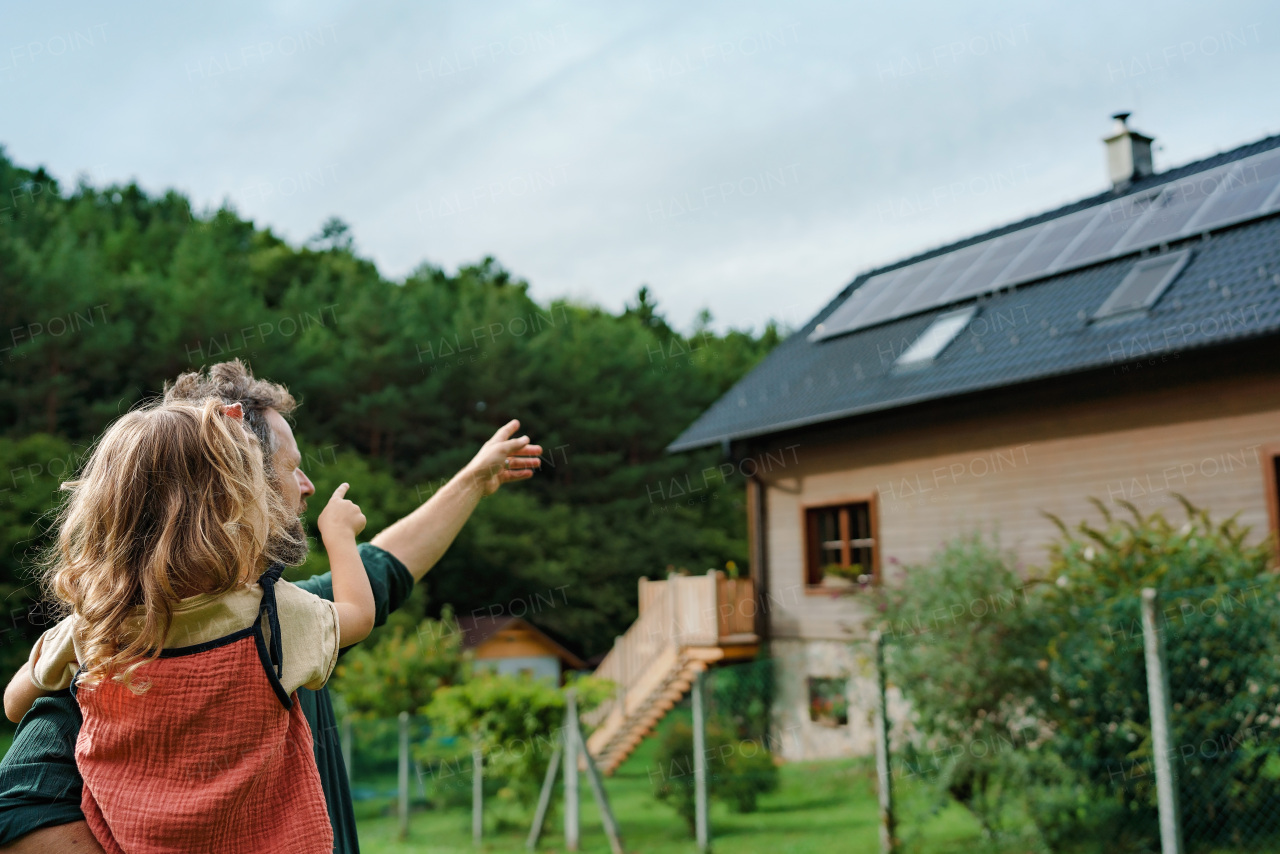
top-left (809, 566), bottom-right (873, 595)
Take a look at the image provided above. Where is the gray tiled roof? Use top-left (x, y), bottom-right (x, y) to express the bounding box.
top-left (669, 135), bottom-right (1280, 452)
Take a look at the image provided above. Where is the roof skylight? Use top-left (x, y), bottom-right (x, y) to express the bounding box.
top-left (1092, 249), bottom-right (1191, 320)
top-left (894, 306), bottom-right (975, 370)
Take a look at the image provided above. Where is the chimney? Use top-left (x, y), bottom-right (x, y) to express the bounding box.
top-left (1103, 112), bottom-right (1154, 190)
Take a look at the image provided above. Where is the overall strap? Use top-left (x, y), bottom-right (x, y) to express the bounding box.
top-left (257, 563), bottom-right (285, 681)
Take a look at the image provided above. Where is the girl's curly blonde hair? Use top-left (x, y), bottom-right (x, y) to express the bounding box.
top-left (43, 398), bottom-right (303, 691)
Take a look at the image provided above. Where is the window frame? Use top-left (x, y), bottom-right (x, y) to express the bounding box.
top-left (1091, 248), bottom-right (1191, 321)
top-left (806, 676), bottom-right (851, 728)
top-left (800, 494), bottom-right (880, 595)
top-left (893, 306), bottom-right (976, 371)
top-left (1262, 443), bottom-right (1280, 557)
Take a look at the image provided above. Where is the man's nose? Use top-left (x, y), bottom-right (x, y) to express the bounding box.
top-left (297, 468), bottom-right (315, 499)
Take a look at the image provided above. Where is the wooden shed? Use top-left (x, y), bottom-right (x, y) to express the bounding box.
top-left (456, 615), bottom-right (586, 684)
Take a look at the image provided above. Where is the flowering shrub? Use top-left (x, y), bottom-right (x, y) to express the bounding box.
top-left (877, 498), bottom-right (1280, 851)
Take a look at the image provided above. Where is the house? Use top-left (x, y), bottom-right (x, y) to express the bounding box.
top-left (456, 615), bottom-right (587, 684)
top-left (667, 114), bottom-right (1280, 761)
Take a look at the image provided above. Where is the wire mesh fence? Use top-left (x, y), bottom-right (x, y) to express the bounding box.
top-left (1163, 580), bottom-right (1280, 853)
top-left (334, 595), bottom-right (1280, 853)
top-left (344, 714), bottom-right (436, 806)
top-left (337, 658), bottom-right (783, 846)
top-left (881, 576), bottom-right (1280, 854)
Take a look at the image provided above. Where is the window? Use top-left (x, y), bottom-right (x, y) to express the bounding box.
top-left (805, 500), bottom-right (877, 590)
top-left (808, 677), bottom-right (849, 727)
top-left (1265, 446), bottom-right (1280, 554)
top-left (1092, 249), bottom-right (1191, 320)
top-left (894, 306), bottom-right (975, 370)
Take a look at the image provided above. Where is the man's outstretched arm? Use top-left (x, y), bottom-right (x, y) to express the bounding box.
top-left (371, 419), bottom-right (540, 580)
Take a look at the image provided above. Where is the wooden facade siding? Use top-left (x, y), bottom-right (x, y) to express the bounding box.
top-left (756, 372), bottom-right (1280, 642)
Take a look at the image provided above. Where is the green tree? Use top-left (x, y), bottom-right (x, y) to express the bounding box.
top-left (332, 612), bottom-right (465, 719)
top-left (0, 146), bottom-right (782, 668)
top-left (422, 673), bottom-right (611, 806)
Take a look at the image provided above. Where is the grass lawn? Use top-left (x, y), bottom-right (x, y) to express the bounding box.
top-left (356, 733), bottom-right (984, 853)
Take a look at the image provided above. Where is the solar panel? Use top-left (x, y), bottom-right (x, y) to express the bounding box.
top-left (1118, 164), bottom-right (1234, 249)
top-left (1056, 190), bottom-right (1159, 268)
top-left (852, 267), bottom-right (925, 327)
top-left (1187, 148), bottom-right (1280, 230)
top-left (866, 242), bottom-right (988, 326)
top-left (941, 227), bottom-right (1039, 302)
top-left (998, 209), bottom-right (1095, 283)
top-left (811, 145), bottom-right (1280, 342)
top-left (857, 255), bottom-right (946, 323)
top-left (809, 269), bottom-right (900, 340)
top-left (886, 249), bottom-right (970, 318)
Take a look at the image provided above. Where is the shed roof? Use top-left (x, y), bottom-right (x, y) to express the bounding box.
top-left (455, 615), bottom-right (588, 670)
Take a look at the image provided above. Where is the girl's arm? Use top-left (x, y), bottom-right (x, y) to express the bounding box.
top-left (5, 662), bottom-right (50, 723)
top-left (317, 483), bottom-right (375, 647)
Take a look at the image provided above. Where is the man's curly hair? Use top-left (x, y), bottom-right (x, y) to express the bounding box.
top-left (164, 360), bottom-right (297, 474)
top-left (164, 360), bottom-right (308, 567)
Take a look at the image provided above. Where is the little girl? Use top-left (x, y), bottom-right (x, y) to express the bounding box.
top-left (3, 398), bottom-right (376, 853)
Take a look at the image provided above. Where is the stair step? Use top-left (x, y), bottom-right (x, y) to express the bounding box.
top-left (588, 644), bottom-right (749, 774)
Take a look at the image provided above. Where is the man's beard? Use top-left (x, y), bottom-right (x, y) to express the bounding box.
top-left (269, 514), bottom-right (310, 567)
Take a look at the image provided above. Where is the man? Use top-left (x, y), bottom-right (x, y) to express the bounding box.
top-left (0, 360), bottom-right (542, 852)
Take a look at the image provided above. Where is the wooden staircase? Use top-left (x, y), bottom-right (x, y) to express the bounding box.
top-left (584, 570), bottom-right (759, 775)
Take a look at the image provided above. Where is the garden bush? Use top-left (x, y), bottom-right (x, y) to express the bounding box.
top-left (651, 719), bottom-right (779, 834)
top-left (1038, 498), bottom-right (1280, 848)
top-left (422, 672), bottom-right (612, 808)
top-left (876, 533), bottom-right (1050, 841)
top-left (879, 499), bottom-right (1280, 852)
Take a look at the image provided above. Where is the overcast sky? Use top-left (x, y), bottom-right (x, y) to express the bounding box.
top-left (4, 1), bottom-right (1278, 332)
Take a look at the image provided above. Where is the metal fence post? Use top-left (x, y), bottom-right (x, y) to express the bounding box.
top-left (871, 631), bottom-right (897, 854)
top-left (575, 716), bottom-right (625, 854)
top-left (1141, 588), bottom-right (1185, 854)
top-left (565, 690), bottom-right (580, 852)
top-left (472, 742), bottom-right (484, 846)
top-left (692, 669), bottom-right (710, 852)
top-left (341, 717), bottom-right (353, 785)
top-left (526, 729), bottom-right (563, 850)
top-left (397, 711), bottom-right (410, 841)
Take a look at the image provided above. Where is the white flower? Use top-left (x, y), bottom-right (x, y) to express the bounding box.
top-left (1083, 546), bottom-right (1095, 561)
top-left (1056, 575), bottom-right (1069, 588)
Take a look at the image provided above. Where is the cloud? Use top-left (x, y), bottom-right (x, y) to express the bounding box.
top-left (5, 0), bottom-right (1279, 333)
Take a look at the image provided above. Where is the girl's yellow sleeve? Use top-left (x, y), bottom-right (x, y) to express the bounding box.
top-left (28, 616), bottom-right (80, 691)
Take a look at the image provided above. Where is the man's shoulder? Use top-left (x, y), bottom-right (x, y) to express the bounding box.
top-left (292, 543), bottom-right (410, 601)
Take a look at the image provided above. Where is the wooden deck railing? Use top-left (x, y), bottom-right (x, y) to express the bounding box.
top-left (583, 571), bottom-right (755, 731)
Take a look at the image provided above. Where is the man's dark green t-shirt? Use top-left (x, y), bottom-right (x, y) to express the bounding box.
top-left (0, 543), bottom-right (414, 854)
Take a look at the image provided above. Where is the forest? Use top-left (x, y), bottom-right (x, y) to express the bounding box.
top-left (0, 149), bottom-right (782, 671)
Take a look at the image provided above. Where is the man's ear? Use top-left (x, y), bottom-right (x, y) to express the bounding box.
top-left (223, 402), bottom-right (245, 421)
